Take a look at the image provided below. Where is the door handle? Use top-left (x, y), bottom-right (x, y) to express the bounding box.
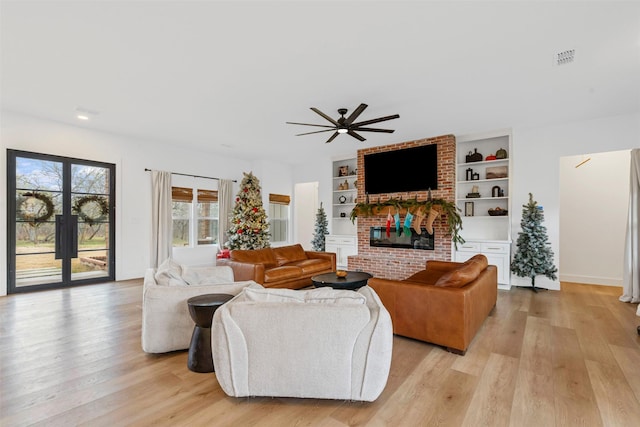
top-left (70, 215), bottom-right (78, 258)
top-left (55, 215), bottom-right (64, 259)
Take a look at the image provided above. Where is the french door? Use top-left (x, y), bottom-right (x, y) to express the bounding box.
top-left (7, 150), bottom-right (115, 293)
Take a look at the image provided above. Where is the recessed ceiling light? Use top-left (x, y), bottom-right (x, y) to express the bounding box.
top-left (75, 106), bottom-right (99, 120)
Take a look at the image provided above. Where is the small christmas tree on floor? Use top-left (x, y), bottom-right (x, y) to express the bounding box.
top-left (311, 202), bottom-right (329, 251)
top-left (226, 172), bottom-right (270, 250)
top-left (511, 193), bottom-right (558, 292)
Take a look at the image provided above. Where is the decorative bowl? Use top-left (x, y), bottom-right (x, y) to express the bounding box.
top-left (488, 208), bottom-right (508, 216)
top-left (336, 270), bottom-right (348, 278)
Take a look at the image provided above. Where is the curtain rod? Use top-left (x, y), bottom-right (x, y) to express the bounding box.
top-left (144, 168), bottom-right (237, 182)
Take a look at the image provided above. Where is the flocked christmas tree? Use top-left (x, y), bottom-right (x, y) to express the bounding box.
top-left (226, 172), bottom-right (270, 250)
top-left (311, 202), bottom-right (329, 251)
top-left (511, 193), bottom-right (558, 292)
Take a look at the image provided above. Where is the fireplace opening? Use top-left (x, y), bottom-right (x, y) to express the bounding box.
top-left (369, 227), bottom-right (434, 250)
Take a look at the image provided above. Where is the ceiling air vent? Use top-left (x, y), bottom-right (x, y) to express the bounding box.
top-left (555, 49), bottom-right (575, 66)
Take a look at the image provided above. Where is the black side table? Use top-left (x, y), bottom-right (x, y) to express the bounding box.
top-left (311, 271), bottom-right (373, 290)
top-left (187, 293), bottom-right (234, 373)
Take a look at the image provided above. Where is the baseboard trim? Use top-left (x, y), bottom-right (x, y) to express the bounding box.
top-left (559, 274), bottom-right (622, 287)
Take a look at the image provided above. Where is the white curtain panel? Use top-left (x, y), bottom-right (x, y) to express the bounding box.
top-left (151, 170), bottom-right (173, 268)
top-left (620, 149), bottom-right (640, 316)
top-left (218, 179), bottom-right (234, 249)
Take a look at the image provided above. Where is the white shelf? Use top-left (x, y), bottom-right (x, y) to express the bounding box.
top-left (455, 131), bottom-right (512, 287)
top-left (457, 197), bottom-right (508, 202)
top-left (457, 178), bottom-right (508, 185)
top-left (459, 159), bottom-right (508, 167)
top-left (332, 157), bottom-right (358, 237)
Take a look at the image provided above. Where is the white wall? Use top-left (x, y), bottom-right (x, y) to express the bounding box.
top-left (511, 112), bottom-right (640, 290)
top-left (0, 111), bottom-right (293, 295)
top-left (559, 150), bottom-right (630, 286)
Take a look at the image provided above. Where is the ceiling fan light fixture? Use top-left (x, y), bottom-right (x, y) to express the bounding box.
top-left (287, 103), bottom-right (399, 143)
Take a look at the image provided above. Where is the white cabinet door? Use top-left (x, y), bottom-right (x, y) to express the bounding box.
top-left (326, 235), bottom-right (356, 269)
top-left (453, 240), bottom-right (511, 289)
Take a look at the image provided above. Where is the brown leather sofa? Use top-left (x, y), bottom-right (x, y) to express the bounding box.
top-left (368, 254), bottom-right (497, 355)
top-left (217, 244), bottom-right (336, 290)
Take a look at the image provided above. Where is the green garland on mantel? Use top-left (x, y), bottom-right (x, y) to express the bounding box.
top-left (350, 197), bottom-right (465, 247)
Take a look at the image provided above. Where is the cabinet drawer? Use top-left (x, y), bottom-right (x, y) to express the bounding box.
top-left (480, 243), bottom-right (510, 254)
top-left (326, 235), bottom-right (356, 245)
top-left (456, 242), bottom-right (481, 252)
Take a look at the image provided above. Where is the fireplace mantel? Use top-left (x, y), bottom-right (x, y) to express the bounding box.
top-left (348, 134), bottom-right (456, 280)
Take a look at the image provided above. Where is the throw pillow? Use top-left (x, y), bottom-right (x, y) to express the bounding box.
top-left (272, 244), bottom-right (308, 266)
top-left (231, 248), bottom-right (277, 268)
top-left (154, 258), bottom-right (188, 286)
top-left (434, 255), bottom-right (487, 288)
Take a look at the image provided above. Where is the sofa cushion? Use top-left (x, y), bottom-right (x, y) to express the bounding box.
top-left (287, 258), bottom-right (332, 275)
top-left (231, 248), bottom-right (277, 268)
top-left (242, 287), bottom-right (305, 303)
top-left (181, 265), bottom-right (235, 285)
top-left (404, 269), bottom-right (444, 286)
top-left (154, 258), bottom-right (188, 286)
top-left (272, 244), bottom-right (308, 266)
top-left (264, 266), bottom-right (303, 283)
top-left (434, 254), bottom-right (488, 288)
top-left (304, 287), bottom-right (366, 305)
top-left (240, 286), bottom-right (365, 305)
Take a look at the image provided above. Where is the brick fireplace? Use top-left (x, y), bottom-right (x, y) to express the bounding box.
top-left (348, 134), bottom-right (456, 280)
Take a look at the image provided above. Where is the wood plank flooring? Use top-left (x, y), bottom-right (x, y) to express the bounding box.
top-left (1, 281), bottom-right (639, 426)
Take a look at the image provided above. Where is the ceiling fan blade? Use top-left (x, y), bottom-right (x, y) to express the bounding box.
top-left (286, 121), bottom-right (336, 129)
top-left (344, 103), bottom-right (368, 125)
top-left (347, 130), bottom-right (366, 142)
top-left (351, 127), bottom-right (395, 133)
top-left (326, 132), bottom-right (340, 143)
top-left (311, 108), bottom-right (339, 126)
top-left (352, 114), bottom-right (400, 127)
top-left (296, 129), bottom-right (336, 136)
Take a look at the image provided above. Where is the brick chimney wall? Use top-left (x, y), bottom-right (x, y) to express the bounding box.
top-left (348, 134), bottom-right (456, 280)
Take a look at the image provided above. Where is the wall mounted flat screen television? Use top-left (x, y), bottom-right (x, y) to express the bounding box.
top-left (364, 144), bottom-right (438, 194)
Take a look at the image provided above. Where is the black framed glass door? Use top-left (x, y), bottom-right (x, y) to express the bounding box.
top-left (7, 150), bottom-right (115, 293)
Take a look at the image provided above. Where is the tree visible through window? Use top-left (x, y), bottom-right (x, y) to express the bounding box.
top-left (172, 187), bottom-right (219, 247)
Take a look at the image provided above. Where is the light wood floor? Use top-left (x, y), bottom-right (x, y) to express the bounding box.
top-left (1, 280), bottom-right (640, 427)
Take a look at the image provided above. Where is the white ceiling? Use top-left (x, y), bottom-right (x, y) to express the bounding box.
top-left (2, 1), bottom-right (639, 165)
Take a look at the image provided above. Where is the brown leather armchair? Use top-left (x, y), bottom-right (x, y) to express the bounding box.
top-left (368, 255), bottom-right (497, 355)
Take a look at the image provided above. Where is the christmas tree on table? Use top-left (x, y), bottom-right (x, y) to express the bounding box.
top-left (511, 193), bottom-right (558, 292)
top-left (226, 172), bottom-right (270, 250)
top-left (311, 202), bottom-right (329, 251)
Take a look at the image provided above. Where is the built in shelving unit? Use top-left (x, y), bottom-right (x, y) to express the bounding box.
top-left (327, 157), bottom-right (357, 269)
top-left (454, 131), bottom-right (513, 289)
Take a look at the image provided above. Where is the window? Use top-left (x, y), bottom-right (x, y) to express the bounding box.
top-left (172, 187), bottom-right (192, 247)
top-left (172, 187), bottom-right (219, 247)
top-left (197, 189), bottom-right (218, 245)
top-left (269, 193), bottom-right (290, 244)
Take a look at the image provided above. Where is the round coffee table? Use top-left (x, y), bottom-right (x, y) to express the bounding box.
top-left (187, 293), bottom-right (234, 373)
top-left (311, 271), bottom-right (373, 290)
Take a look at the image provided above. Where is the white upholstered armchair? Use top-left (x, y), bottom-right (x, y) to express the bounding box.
top-left (211, 285), bottom-right (393, 401)
top-left (142, 262), bottom-right (258, 353)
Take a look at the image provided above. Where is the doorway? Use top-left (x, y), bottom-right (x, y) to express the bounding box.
top-left (7, 150), bottom-right (116, 293)
top-left (294, 182), bottom-right (319, 250)
top-left (559, 150), bottom-right (629, 286)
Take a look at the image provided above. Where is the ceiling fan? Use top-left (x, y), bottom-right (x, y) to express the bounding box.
top-left (286, 103), bottom-right (400, 143)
